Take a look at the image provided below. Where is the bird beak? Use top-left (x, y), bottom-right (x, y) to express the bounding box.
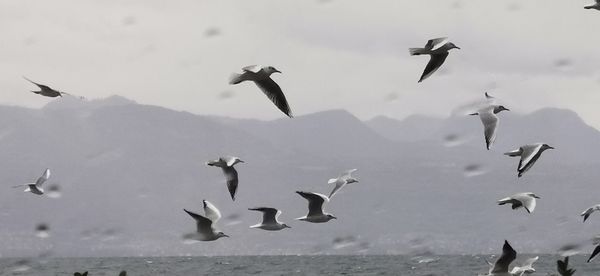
top-left (332, 216), bottom-right (337, 220)
top-left (504, 108), bottom-right (510, 111)
top-left (239, 160), bottom-right (245, 163)
top-left (548, 146), bottom-right (555, 150)
top-left (224, 234), bottom-right (230, 238)
top-left (275, 69), bottom-right (282, 74)
top-left (286, 225), bottom-right (292, 228)
top-left (455, 46), bottom-right (461, 50)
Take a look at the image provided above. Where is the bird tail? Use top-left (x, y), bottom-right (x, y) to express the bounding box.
top-left (229, 73), bottom-right (249, 85)
top-left (409, 48), bottom-right (426, 56)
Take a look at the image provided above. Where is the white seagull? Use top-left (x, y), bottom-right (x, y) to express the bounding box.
top-left (229, 65), bottom-right (293, 118)
top-left (585, 0), bottom-right (600, 10)
top-left (504, 143), bottom-right (554, 178)
top-left (481, 240), bottom-right (517, 276)
top-left (509, 256), bottom-right (539, 275)
top-left (409, 37), bottom-right (460, 82)
top-left (296, 191), bottom-right (337, 223)
top-left (327, 169), bottom-right (359, 198)
top-left (581, 204), bottom-right (600, 222)
top-left (13, 168), bottom-right (50, 195)
top-left (498, 192), bottom-right (540, 214)
top-left (470, 103), bottom-right (510, 150)
top-left (206, 156), bottom-right (244, 201)
top-left (183, 200), bottom-right (229, 241)
top-left (248, 207), bottom-right (291, 231)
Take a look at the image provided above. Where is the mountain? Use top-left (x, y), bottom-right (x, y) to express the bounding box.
top-left (1, 96), bottom-right (600, 257)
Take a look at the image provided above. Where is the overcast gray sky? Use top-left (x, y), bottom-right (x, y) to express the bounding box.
top-left (2, 0), bottom-right (600, 127)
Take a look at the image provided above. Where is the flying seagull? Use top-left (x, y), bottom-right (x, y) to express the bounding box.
top-left (248, 207), bottom-right (291, 231)
top-left (296, 191), bottom-right (337, 223)
top-left (585, 0), bottom-right (600, 10)
top-left (504, 143), bottom-right (554, 177)
top-left (481, 240), bottom-right (517, 276)
top-left (470, 103), bottom-right (509, 150)
top-left (497, 192), bottom-right (540, 214)
top-left (327, 169), bottom-right (359, 198)
top-left (206, 156), bottom-right (243, 201)
top-left (510, 256), bottom-right (539, 275)
top-left (23, 76), bottom-right (84, 99)
top-left (229, 65), bottom-right (293, 117)
top-left (558, 257), bottom-right (576, 276)
top-left (12, 168), bottom-right (50, 195)
top-left (409, 37), bottom-right (460, 82)
top-left (581, 204), bottom-right (600, 222)
top-left (73, 272), bottom-right (88, 276)
top-left (183, 200), bottom-right (229, 241)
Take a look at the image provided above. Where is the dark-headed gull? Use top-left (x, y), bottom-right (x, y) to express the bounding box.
top-left (229, 65), bottom-right (293, 117)
top-left (504, 143), bottom-right (554, 177)
top-left (248, 207), bottom-right (291, 231)
top-left (206, 156), bottom-right (243, 201)
top-left (183, 200), bottom-right (229, 241)
top-left (409, 37), bottom-right (460, 83)
top-left (12, 168), bottom-right (50, 195)
top-left (327, 169), bottom-right (359, 198)
top-left (498, 192), bottom-right (540, 214)
top-left (296, 191), bottom-right (336, 223)
top-left (23, 76), bottom-right (84, 99)
top-left (470, 104), bottom-right (509, 150)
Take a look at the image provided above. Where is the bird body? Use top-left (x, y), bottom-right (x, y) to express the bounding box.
top-left (327, 169), bottom-right (359, 198)
top-left (498, 192), bottom-right (540, 214)
top-left (504, 143), bottom-right (554, 177)
top-left (183, 200), bottom-right (228, 241)
top-left (13, 168), bottom-right (50, 195)
top-left (248, 207), bottom-right (290, 231)
top-left (206, 156), bottom-right (243, 200)
top-left (295, 191), bottom-right (336, 223)
top-left (409, 37), bottom-right (460, 82)
top-left (229, 65), bottom-right (293, 117)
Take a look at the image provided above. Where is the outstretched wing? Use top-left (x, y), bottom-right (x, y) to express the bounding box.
top-left (479, 112), bottom-right (498, 150)
top-left (491, 240), bottom-right (516, 274)
top-left (222, 166), bottom-right (238, 201)
top-left (183, 209), bottom-right (213, 233)
top-left (425, 37), bottom-right (448, 50)
top-left (35, 168), bottom-right (51, 187)
top-left (296, 191), bottom-right (328, 217)
top-left (254, 78), bottom-right (293, 117)
top-left (418, 53), bottom-right (448, 83)
top-left (249, 207), bottom-right (279, 224)
top-left (203, 200), bottom-right (222, 223)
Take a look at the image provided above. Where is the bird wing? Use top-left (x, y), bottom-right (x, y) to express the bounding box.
top-left (249, 207), bottom-right (279, 224)
top-left (425, 37), bottom-right (448, 50)
top-left (582, 207), bottom-right (596, 222)
top-left (521, 256), bottom-right (539, 269)
top-left (328, 181), bottom-right (346, 198)
top-left (297, 191), bottom-right (328, 217)
top-left (35, 168), bottom-right (51, 187)
top-left (184, 209), bottom-right (213, 234)
top-left (223, 156), bottom-right (238, 167)
top-left (203, 200), bottom-right (222, 223)
top-left (23, 76), bottom-right (48, 90)
top-left (504, 148), bottom-right (523, 157)
top-left (519, 144), bottom-right (543, 171)
top-left (515, 194), bottom-right (537, 213)
top-left (254, 77), bottom-right (293, 117)
top-left (340, 169), bottom-right (358, 179)
top-left (491, 240), bottom-right (517, 273)
top-left (479, 111), bottom-right (498, 150)
top-left (242, 65), bottom-right (260, 73)
top-left (222, 166), bottom-right (238, 201)
top-left (418, 52), bottom-right (448, 83)
top-left (589, 245), bottom-right (600, 263)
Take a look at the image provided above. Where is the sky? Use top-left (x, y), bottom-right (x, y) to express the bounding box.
top-left (2, 0), bottom-right (600, 127)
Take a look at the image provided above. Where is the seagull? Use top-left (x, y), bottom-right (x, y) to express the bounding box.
top-left (229, 65), bottom-right (293, 118)
top-left (580, 204), bottom-right (600, 222)
top-left (183, 200), bottom-right (229, 241)
top-left (409, 37), bottom-right (460, 82)
top-left (295, 191), bottom-right (337, 223)
top-left (12, 168), bottom-right (50, 195)
top-left (73, 272), bottom-right (88, 276)
top-left (557, 257), bottom-right (576, 276)
top-left (510, 256), bottom-right (539, 275)
top-left (504, 143), bottom-right (554, 177)
top-left (585, 0), bottom-right (600, 10)
top-left (327, 169), bottom-right (359, 198)
top-left (470, 103), bottom-right (510, 150)
top-left (206, 156), bottom-right (243, 201)
top-left (248, 207), bottom-right (291, 231)
top-left (23, 76), bottom-right (84, 99)
top-left (497, 192), bottom-right (540, 214)
top-left (481, 240), bottom-right (517, 276)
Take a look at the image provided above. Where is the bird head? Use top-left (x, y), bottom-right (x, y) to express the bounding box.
top-left (234, 158), bottom-right (244, 165)
top-left (327, 214), bottom-right (337, 220)
top-left (263, 66), bottom-right (282, 75)
top-left (347, 178), bottom-right (359, 184)
top-left (493, 105), bottom-right (510, 114)
top-left (282, 224), bottom-right (292, 229)
top-left (447, 42), bottom-right (460, 50)
top-left (542, 144), bottom-right (555, 151)
top-left (217, 232), bottom-right (229, 238)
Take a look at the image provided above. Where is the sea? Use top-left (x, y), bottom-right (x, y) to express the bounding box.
top-left (1, 255), bottom-right (600, 276)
